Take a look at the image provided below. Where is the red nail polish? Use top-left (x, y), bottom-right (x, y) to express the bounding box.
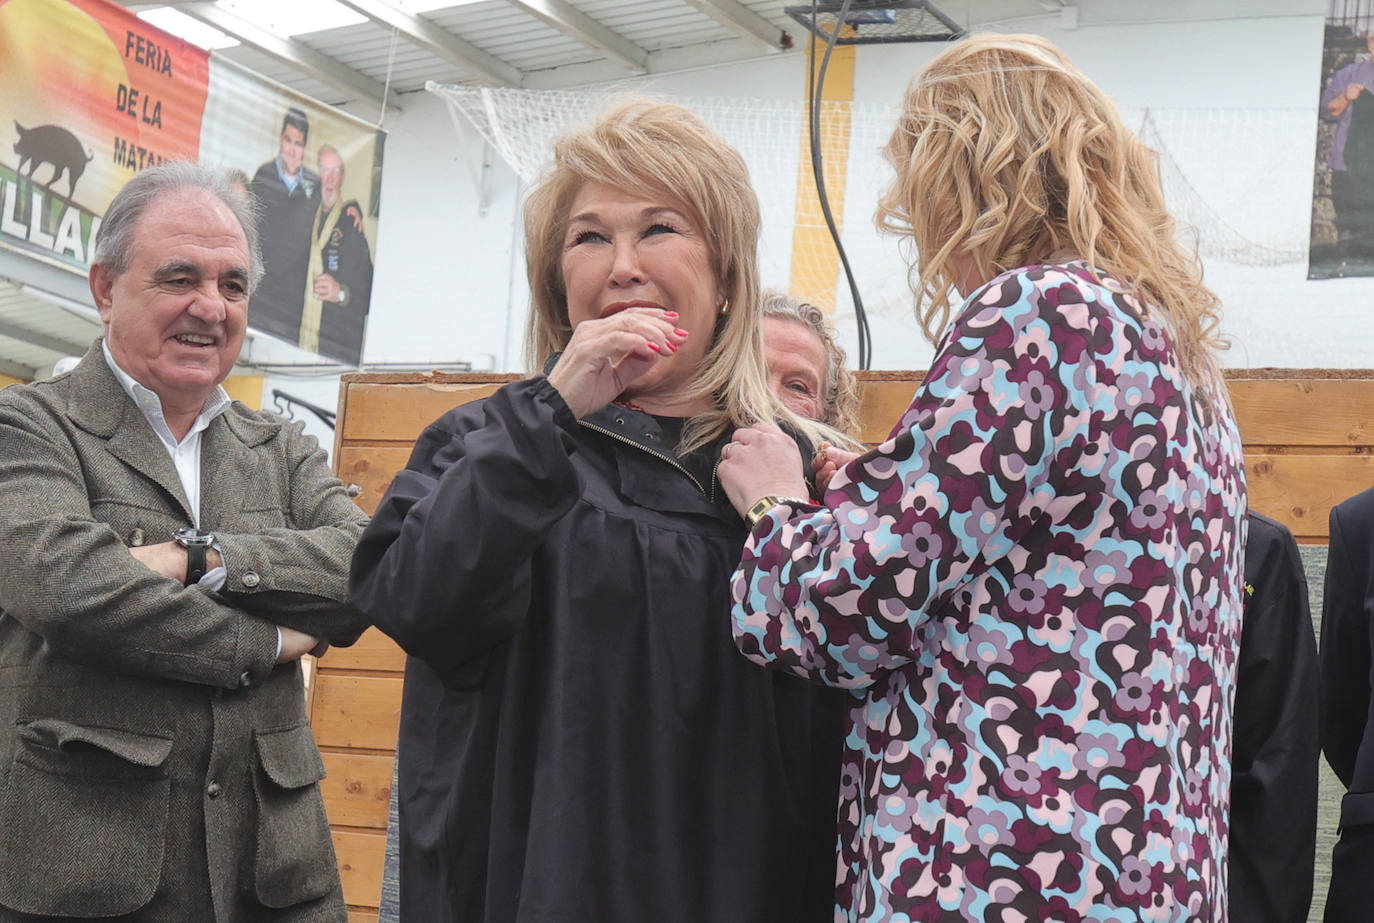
top-left (674, 328), bottom-right (689, 337)
top-left (666, 342), bottom-right (678, 352)
top-left (663, 310), bottom-right (678, 318)
top-left (647, 342), bottom-right (661, 352)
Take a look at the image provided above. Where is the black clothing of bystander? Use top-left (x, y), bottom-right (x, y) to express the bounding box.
top-left (1231, 511), bottom-right (1318, 922)
top-left (1320, 486), bottom-right (1374, 921)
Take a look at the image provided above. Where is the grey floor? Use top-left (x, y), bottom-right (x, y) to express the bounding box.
top-left (380, 764), bottom-right (399, 921)
top-left (1307, 545), bottom-right (1338, 923)
top-left (376, 546), bottom-right (1339, 921)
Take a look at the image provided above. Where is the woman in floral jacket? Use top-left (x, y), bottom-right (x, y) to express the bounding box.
top-left (718, 35), bottom-right (1247, 922)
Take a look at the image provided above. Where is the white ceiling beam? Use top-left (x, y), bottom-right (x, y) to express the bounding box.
top-left (0, 319), bottom-right (90, 357)
top-left (331, 0), bottom-right (522, 86)
top-left (678, 0), bottom-right (785, 52)
top-left (168, 2), bottom-right (391, 107)
top-left (504, 0), bottom-right (647, 72)
top-left (0, 356), bottom-right (37, 380)
top-left (521, 33), bottom-right (773, 89)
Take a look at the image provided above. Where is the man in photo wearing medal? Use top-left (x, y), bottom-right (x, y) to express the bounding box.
top-left (301, 144), bottom-right (372, 365)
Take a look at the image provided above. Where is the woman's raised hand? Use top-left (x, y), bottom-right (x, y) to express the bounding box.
top-left (547, 308), bottom-right (689, 418)
top-left (718, 422), bottom-right (809, 519)
top-left (813, 443), bottom-right (861, 493)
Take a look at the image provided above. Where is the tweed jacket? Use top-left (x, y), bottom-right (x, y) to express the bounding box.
top-left (0, 342), bottom-right (368, 922)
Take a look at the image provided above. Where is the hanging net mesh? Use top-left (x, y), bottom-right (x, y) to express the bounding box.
top-left (429, 82), bottom-right (1312, 321)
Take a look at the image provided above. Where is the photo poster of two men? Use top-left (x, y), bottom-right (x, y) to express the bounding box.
top-left (0, 0), bottom-right (384, 367)
top-left (1312, 8), bottom-right (1374, 279)
top-left (201, 62), bottom-right (384, 367)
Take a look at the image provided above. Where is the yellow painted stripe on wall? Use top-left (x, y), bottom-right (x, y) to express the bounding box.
top-left (0, 372), bottom-right (261, 403)
top-left (789, 37), bottom-right (856, 315)
top-left (223, 375), bottom-right (264, 410)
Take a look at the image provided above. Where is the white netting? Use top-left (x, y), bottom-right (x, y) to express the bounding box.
top-left (429, 82), bottom-right (1312, 322)
top-left (430, 83), bottom-right (852, 309)
top-left (1132, 108), bottom-right (1310, 267)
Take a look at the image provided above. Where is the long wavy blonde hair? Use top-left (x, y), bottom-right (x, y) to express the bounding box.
top-left (524, 98), bottom-right (837, 453)
top-left (877, 33), bottom-right (1227, 386)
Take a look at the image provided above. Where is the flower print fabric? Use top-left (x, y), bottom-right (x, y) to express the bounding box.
top-left (731, 262), bottom-right (1247, 922)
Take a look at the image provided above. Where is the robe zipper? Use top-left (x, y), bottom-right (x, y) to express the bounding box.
top-left (578, 420), bottom-right (708, 497)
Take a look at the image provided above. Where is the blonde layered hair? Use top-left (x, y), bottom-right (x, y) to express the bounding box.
top-left (524, 98), bottom-right (834, 453)
top-left (877, 33), bottom-right (1226, 386)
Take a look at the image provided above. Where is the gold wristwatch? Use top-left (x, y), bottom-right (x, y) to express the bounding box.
top-left (745, 495), bottom-right (810, 528)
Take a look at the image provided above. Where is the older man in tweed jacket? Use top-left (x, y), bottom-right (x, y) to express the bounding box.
top-left (0, 164), bottom-right (367, 921)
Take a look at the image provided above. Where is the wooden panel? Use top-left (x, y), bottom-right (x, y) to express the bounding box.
top-left (853, 378), bottom-right (1374, 448)
top-left (1231, 380), bottom-right (1374, 447)
top-left (849, 383), bottom-right (1374, 541)
top-left (320, 370), bottom-right (1374, 908)
top-left (222, 374), bottom-right (264, 409)
top-left (335, 446), bottom-right (414, 516)
top-left (321, 751), bottom-right (395, 829)
top-left (1247, 453), bottom-right (1374, 540)
top-left (334, 376), bottom-right (1374, 449)
top-left (855, 379), bottom-right (920, 445)
top-left (334, 829), bottom-right (386, 909)
top-left (319, 626), bottom-right (407, 673)
top-left (312, 674), bottom-right (404, 751)
top-left (340, 379), bottom-right (515, 442)
top-left (332, 377), bottom-right (350, 467)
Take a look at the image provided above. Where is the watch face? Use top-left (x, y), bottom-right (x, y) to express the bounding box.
top-left (174, 528), bottom-right (215, 546)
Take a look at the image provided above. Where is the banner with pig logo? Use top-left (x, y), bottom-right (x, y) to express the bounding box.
top-left (0, 0), bottom-right (385, 366)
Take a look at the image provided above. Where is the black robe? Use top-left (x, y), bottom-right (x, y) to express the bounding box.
top-left (314, 200), bottom-right (372, 366)
top-left (350, 377), bottom-right (844, 923)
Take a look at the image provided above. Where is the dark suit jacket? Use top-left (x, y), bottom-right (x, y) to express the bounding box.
top-left (250, 160), bottom-right (320, 347)
top-left (1231, 511), bottom-right (1318, 922)
top-left (0, 342), bottom-right (367, 922)
top-left (1321, 485), bottom-right (1374, 922)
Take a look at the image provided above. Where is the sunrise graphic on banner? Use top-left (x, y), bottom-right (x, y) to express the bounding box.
top-left (0, 0), bottom-right (208, 270)
top-left (0, 0), bottom-right (385, 366)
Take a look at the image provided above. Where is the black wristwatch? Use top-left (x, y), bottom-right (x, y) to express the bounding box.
top-left (173, 527), bottom-right (216, 586)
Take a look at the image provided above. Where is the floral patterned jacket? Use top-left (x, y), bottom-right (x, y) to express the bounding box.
top-left (732, 262), bottom-right (1247, 922)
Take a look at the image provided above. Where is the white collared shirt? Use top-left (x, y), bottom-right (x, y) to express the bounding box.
top-left (102, 341), bottom-right (230, 589)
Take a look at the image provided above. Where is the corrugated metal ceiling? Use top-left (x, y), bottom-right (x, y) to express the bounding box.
top-left (114, 0), bottom-right (1068, 112)
top-left (0, 281), bottom-right (103, 379)
top-left (10, 0), bottom-right (819, 377)
top-left (158, 0), bottom-right (812, 103)
top-left (2, 0), bottom-right (1006, 379)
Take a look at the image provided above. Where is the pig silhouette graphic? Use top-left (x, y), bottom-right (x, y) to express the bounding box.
top-left (13, 122), bottom-right (93, 199)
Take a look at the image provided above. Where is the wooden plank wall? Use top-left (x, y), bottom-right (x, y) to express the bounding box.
top-left (316, 369), bottom-right (1374, 917)
top-left (313, 376), bottom-right (515, 921)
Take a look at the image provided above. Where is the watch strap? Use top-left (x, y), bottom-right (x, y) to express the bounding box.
top-left (184, 541), bottom-right (207, 586)
top-left (745, 495), bottom-right (810, 529)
